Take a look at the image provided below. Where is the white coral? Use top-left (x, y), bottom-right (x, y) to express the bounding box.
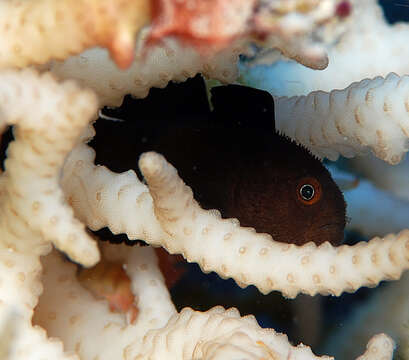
top-left (138, 151), bottom-right (409, 297)
top-left (0, 0), bottom-right (150, 69)
top-left (0, 0), bottom-right (406, 359)
top-left (0, 69), bottom-right (99, 359)
top-left (276, 73), bottom-right (409, 164)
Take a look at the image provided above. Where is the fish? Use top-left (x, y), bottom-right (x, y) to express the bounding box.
top-left (91, 76), bottom-right (346, 247)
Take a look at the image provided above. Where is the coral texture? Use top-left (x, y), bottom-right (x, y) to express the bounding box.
top-left (0, 69), bottom-right (98, 359)
top-left (0, 0), bottom-right (151, 69)
top-left (276, 73), bottom-right (409, 164)
top-left (0, 0), bottom-right (407, 359)
top-left (139, 151), bottom-right (409, 297)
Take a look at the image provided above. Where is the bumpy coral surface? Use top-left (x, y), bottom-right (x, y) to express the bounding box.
top-left (0, 0), bottom-right (407, 359)
top-left (0, 69), bottom-right (99, 359)
top-left (0, 0), bottom-right (151, 69)
top-left (276, 73), bottom-right (409, 164)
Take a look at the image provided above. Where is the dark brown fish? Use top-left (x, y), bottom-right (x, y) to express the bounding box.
top-left (91, 77), bottom-right (346, 247)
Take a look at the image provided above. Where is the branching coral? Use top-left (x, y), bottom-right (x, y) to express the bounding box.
top-left (276, 73), bottom-right (409, 164)
top-left (44, 0), bottom-right (339, 106)
top-left (138, 151), bottom-right (409, 297)
top-left (322, 272), bottom-right (409, 359)
top-left (0, 0), bottom-right (407, 359)
top-left (36, 242), bottom-right (387, 360)
top-left (0, 0), bottom-right (151, 69)
top-left (241, 0), bottom-right (409, 96)
top-left (33, 245), bottom-right (175, 360)
top-left (0, 70), bottom-right (99, 266)
top-left (0, 69), bottom-right (99, 358)
top-left (47, 41), bottom-right (241, 107)
top-left (63, 136), bottom-right (409, 297)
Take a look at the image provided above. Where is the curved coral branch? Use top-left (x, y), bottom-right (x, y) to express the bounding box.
top-left (0, 0), bottom-right (150, 69)
top-left (355, 334), bottom-right (395, 360)
top-left (61, 134), bottom-right (168, 245)
top-left (34, 245), bottom-right (175, 360)
top-left (49, 39), bottom-right (243, 106)
top-left (276, 73), bottom-right (409, 164)
top-left (241, 0), bottom-right (409, 98)
top-left (138, 152), bottom-right (409, 298)
top-left (47, 0), bottom-right (340, 107)
top-left (147, 0), bottom-right (336, 72)
top-left (136, 306), bottom-right (330, 360)
top-left (323, 273), bottom-right (408, 359)
top-left (32, 244), bottom-right (396, 360)
top-left (251, 0), bottom-right (337, 71)
top-left (0, 69), bottom-right (102, 359)
top-left (136, 306), bottom-right (393, 360)
top-left (62, 142), bottom-right (409, 298)
top-left (0, 305), bottom-right (19, 359)
top-left (0, 69), bottom-right (99, 266)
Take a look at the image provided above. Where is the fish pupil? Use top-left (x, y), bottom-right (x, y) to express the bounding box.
top-left (300, 184), bottom-right (315, 201)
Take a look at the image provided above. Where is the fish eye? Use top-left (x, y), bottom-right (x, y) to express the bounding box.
top-left (296, 177), bottom-right (322, 205)
top-left (300, 184), bottom-right (314, 201)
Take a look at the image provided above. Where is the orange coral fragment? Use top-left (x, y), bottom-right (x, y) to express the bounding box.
top-left (87, 0), bottom-right (151, 69)
top-left (147, 0), bottom-right (256, 53)
top-left (0, 0), bottom-right (151, 70)
top-left (78, 260), bottom-right (139, 324)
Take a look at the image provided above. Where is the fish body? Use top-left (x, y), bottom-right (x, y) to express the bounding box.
top-left (91, 77), bottom-right (346, 247)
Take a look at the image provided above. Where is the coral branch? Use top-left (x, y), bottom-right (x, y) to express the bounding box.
top-left (46, 0), bottom-right (341, 107)
top-left (61, 132), bottom-right (168, 245)
top-left (139, 151), bottom-right (409, 298)
top-left (136, 306), bottom-right (329, 360)
top-left (0, 69), bottom-right (101, 360)
top-left (0, 0), bottom-right (150, 69)
top-left (0, 69), bottom-right (99, 266)
top-left (33, 245), bottom-right (175, 360)
top-left (0, 0), bottom-right (403, 358)
top-left (49, 40), bottom-right (242, 106)
top-left (276, 73), bottom-right (409, 164)
top-left (136, 306), bottom-right (393, 360)
top-left (356, 334), bottom-right (395, 360)
top-left (241, 0), bottom-right (409, 97)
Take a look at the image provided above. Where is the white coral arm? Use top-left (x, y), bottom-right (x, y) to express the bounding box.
top-left (61, 133), bottom-right (169, 245)
top-left (61, 143), bottom-right (409, 299)
top-left (0, 69), bottom-right (99, 266)
top-left (138, 152), bottom-right (409, 298)
top-left (0, 69), bottom-right (103, 359)
top-left (0, 0), bottom-right (150, 69)
top-left (62, 142), bottom-right (409, 298)
top-left (276, 73), bottom-right (409, 164)
top-left (34, 245), bottom-right (175, 360)
top-left (136, 306), bottom-right (394, 360)
top-left (49, 40), bottom-right (242, 106)
top-left (136, 306), bottom-right (331, 360)
top-left (32, 253), bottom-right (396, 360)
